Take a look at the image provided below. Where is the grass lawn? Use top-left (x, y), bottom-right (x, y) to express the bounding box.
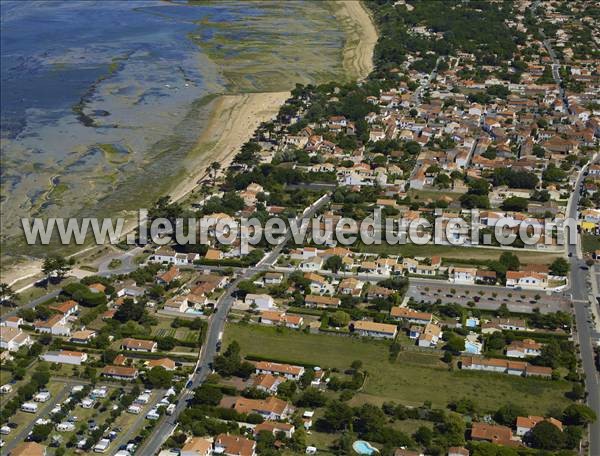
top-left (224, 323), bottom-right (571, 414)
top-left (582, 234), bottom-right (600, 254)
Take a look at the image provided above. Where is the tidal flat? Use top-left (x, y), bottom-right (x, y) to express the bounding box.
top-left (1, 0), bottom-right (358, 262)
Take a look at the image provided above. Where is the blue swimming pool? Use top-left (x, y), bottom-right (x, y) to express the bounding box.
top-left (352, 440), bottom-right (378, 455)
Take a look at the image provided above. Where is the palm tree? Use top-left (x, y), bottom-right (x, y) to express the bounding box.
top-left (209, 161), bottom-right (221, 185)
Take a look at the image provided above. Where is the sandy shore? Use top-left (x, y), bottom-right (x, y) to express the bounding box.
top-left (1, 1), bottom-right (377, 287)
top-left (169, 91), bottom-right (291, 203)
top-left (332, 0), bottom-right (377, 81)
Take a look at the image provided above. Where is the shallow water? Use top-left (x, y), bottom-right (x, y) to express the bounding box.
top-left (0, 0), bottom-right (347, 256)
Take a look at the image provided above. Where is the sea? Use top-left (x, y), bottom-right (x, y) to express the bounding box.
top-left (0, 0), bottom-right (347, 258)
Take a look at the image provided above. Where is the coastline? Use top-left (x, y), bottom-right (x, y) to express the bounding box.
top-left (0, 0), bottom-right (378, 288)
top-left (331, 0), bottom-right (377, 81)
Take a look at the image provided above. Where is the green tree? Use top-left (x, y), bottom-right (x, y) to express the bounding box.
top-left (192, 384), bottom-right (223, 406)
top-left (42, 255), bottom-right (72, 282)
top-left (330, 311), bottom-right (351, 327)
top-left (494, 403), bottom-right (527, 427)
top-left (563, 403), bottom-right (597, 426)
top-left (146, 366), bottom-right (173, 388)
top-left (324, 255), bottom-right (343, 273)
top-left (0, 283), bottom-right (18, 306)
top-left (549, 257), bottom-right (570, 276)
top-left (525, 420), bottom-right (565, 450)
top-left (499, 252), bottom-right (520, 271)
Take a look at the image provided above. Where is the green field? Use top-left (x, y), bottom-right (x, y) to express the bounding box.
top-left (224, 323), bottom-right (571, 414)
top-left (354, 242), bottom-right (561, 264)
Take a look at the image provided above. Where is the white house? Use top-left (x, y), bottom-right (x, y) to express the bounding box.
top-left (0, 327), bottom-right (33, 352)
top-left (418, 323), bottom-right (442, 348)
top-left (450, 267), bottom-right (477, 284)
top-left (506, 339), bottom-right (543, 358)
top-left (505, 271), bottom-right (548, 290)
top-left (163, 295), bottom-right (189, 313)
top-left (41, 350), bottom-right (87, 366)
top-left (299, 256), bottom-right (324, 272)
top-left (33, 314), bottom-right (71, 336)
top-left (0, 316), bottom-right (23, 329)
top-left (245, 294), bottom-right (275, 310)
top-left (255, 361), bottom-right (305, 380)
top-left (351, 321), bottom-right (398, 339)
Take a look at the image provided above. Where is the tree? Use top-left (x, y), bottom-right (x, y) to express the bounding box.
top-left (320, 400), bottom-right (354, 432)
top-left (324, 255), bottom-right (343, 273)
top-left (494, 403), bottom-right (526, 427)
top-left (355, 403), bottom-right (386, 435)
top-left (296, 388), bottom-right (327, 407)
top-left (501, 196), bottom-right (528, 212)
top-left (499, 252), bottom-right (520, 271)
top-left (549, 257), bottom-right (570, 276)
top-left (42, 255), bottom-right (72, 283)
top-left (563, 403), bottom-right (597, 426)
top-left (146, 366), bottom-right (173, 388)
top-left (0, 283), bottom-right (18, 306)
top-left (209, 161), bottom-right (221, 185)
top-left (330, 311), bottom-right (350, 327)
top-left (525, 420), bottom-right (565, 450)
top-left (30, 423), bottom-right (53, 442)
top-left (414, 426), bottom-right (433, 446)
top-left (113, 298), bottom-right (146, 323)
top-left (445, 335), bottom-right (465, 354)
top-left (193, 384), bottom-right (223, 406)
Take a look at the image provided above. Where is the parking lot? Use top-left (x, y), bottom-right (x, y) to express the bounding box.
top-left (407, 278), bottom-right (570, 314)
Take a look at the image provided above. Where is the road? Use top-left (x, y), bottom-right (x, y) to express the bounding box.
top-left (138, 194), bottom-right (331, 454)
top-left (567, 162), bottom-right (600, 456)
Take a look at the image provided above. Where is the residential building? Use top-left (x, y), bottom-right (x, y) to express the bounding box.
top-left (146, 358), bottom-right (176, 371)
top-left (49, 300), bottom-right (78, 316)
top-left (390, 307), bottom-right (433, 325)
top-left (304, 295), bottom-right (340, 309)
top-left (41, 350), bottom-right (87, 365)
top-left (418, 323), bottom-right (442, 348)
top-left (505, 271), bottom-right (548, 290)
top-left (69, 329), bottom-right (96, 344)
top-left (121, 338), bottom-right (157, 352)
top-left (181, 437), bottom-right (213, 456)
top-left (33, 314), bottom-right (71, 336)
top-left (231, 396), bottom-right (294, 420)
top-left (254, 421), bottom-right (295, 438)
top-left (252, 374), bottom-right (282, 394)
top-left (259, 310), bottom-right (303, 329)
top-left (0, 316), bottom-right (23, 328)
top-left (214, 434), bottom-right (256, 456)
top-left (506, 339), bottom-right (543, 358)
top-left (352, 320), bottom-right (398, 339)
top-left (245, 294), bottom-right (275, 310)
top-left (0, 327), bottom-right (32, 352)
top-left (471, 422), bottom-right (520, 447)
top-left (101, 365), bottom-right (139, 381)
top-left (516, 416), bottom-right (563, 436)
top-left (254, 361), bottom-right (305, 380)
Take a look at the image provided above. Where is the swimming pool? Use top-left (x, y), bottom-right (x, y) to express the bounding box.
top-left (352, 440), bottom-right (379, 455)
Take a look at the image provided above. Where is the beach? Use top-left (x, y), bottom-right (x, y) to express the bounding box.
top-left (1, 0), bottom-right (378, 287)
top-left (168, 91), bottom-right (291, 203)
